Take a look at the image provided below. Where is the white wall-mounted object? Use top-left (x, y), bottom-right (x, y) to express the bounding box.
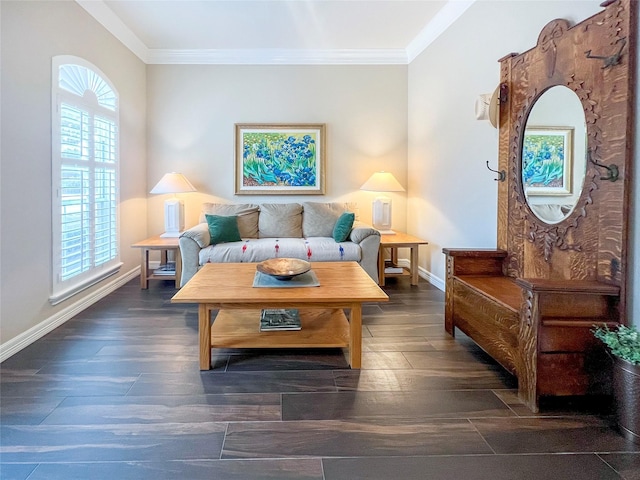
top-left (475, 85), bottom-right (500, 128)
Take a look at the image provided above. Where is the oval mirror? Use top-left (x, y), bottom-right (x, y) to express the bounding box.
top-left (521, 85), bottom-right (587, 224)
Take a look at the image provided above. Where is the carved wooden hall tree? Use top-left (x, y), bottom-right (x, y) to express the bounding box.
top-left (443, 0), bottom-right (636, 412)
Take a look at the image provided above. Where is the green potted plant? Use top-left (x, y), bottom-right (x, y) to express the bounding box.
top-left (593, 324), bottom-right (640, 444)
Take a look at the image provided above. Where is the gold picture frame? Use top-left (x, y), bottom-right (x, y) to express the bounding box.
top-left (235, 123), bottom-right (326, 195)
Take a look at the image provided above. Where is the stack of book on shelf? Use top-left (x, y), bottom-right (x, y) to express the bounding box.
top-left (154, 262), bottom-right (176, 276)
top-left (260, 309), bottom-right (302, 331)
top-left (384, 264), bottom-right (404, 274)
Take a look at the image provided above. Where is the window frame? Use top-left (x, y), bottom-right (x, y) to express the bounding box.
top-left (50, 56), bottom-right (121, 305)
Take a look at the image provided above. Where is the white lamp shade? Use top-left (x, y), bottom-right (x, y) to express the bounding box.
top-left (360, 171), bottom-right (404, 234)
top-left (360, 171), bottom-right (405, 192)
top-left (150, 172), bottom-right (196, 194)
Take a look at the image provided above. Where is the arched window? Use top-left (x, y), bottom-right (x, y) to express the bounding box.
top-left (50, 56), bottom-right (121, 304)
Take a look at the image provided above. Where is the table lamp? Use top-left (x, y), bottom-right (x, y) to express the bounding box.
top-left (150, 172), bottom-right (197, 237)
top-left (360, 171), bottom-right (405, 234)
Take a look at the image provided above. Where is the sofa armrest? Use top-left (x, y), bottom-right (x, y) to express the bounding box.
top-left (178, 223), bottom-right (210, 286)
top-left (349, 221), bottom-right (380, 244)
top-left (181, 222), bottom-right (210, 248)
top-left (349, 222), bottom-right (381, 281)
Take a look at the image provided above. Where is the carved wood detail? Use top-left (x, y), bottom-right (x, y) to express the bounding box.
top-left (517, 289), bottom-right (538, 410)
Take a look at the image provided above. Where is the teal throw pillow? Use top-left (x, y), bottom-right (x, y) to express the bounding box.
top-left (332, 212), bottom-right (355, 242)
top-left (205, 214), bottom-right (242, 245)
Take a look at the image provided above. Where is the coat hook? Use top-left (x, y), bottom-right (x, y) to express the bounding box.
top-left (585, 37), bottom-right (626, 69)
top-left (486, 161), bottom-right (506, 182)
top-left (587, 149), bottom-right (619, 182)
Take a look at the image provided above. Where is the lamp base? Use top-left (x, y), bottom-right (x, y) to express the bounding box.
top-left (372, 196), bottom-right (393, 232)
top-left (377, 229), bottom-right (396, 235)
top-left (162, 198), bottom-right (185, 238)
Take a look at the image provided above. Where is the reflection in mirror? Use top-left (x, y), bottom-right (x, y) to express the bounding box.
top-left (522, 86), bottom-right (587, 224)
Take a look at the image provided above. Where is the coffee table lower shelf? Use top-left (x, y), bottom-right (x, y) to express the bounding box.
top-left (211, 308), bottom-right (350, 349)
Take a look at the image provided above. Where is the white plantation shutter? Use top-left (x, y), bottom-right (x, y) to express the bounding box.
top-left (51, 57), bottom-right (121, 304)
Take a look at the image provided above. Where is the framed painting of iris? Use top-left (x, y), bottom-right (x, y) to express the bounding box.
top-left (235, 124), bottom-right (326, 195)
top-left (522, 126), bottom-right (573, 195)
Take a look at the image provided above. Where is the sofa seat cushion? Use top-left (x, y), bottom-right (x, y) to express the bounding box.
top-left (198, 237), bottom-right (361, 265)
top-left (304, 237), bottom-right (361, 262)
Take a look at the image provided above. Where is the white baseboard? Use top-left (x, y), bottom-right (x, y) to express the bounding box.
top-left (395, 258), bottom-right (445, 291)
top-left (418, 266), bottom-right (445, 291)
top-left (0, 266), bottom-right (140, 362)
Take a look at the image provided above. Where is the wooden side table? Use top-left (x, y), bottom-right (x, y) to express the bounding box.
top-left (131, 235), bottom-right (182, 289)
top-left (378, 232), bottom-right (428, 286)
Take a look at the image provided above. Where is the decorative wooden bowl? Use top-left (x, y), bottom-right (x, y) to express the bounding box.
top-left (256, 258), bottom-right (311, 281)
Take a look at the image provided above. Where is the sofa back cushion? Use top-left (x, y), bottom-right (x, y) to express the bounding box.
top-left (259, 203), bottom-right (303, 238)
top-left (200, 203), bottom-right (259, 238)
top-left (302, 202), bottom-right (350, 237)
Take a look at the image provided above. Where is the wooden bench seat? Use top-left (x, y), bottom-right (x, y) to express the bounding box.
top-left (443, 248), bottom-right (620, 412)
top-left (456, 275), bottom-right (521, 313)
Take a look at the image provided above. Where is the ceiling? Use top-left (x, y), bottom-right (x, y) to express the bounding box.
top-left (76, 0), bottom-right (476, 64)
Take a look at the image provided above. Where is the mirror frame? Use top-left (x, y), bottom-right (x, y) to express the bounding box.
top-left (495, 0), bottom-right (636, 320)
top-left (516, 77), bottom-right (594, 241)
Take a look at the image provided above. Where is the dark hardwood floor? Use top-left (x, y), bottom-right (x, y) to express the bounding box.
top-left (1, 275), bottom-right (639, 479)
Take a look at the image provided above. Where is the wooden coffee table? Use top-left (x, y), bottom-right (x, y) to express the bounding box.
top-left (171, 261), bottom-right (389, 370)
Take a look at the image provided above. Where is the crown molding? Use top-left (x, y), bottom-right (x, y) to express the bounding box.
top-left (76, 0), bottom-right (472, 66)
top-left (76, 0), bottom-right (149, 63)
top-left (406, 0), bottom-right (477, 63)
top-left (146, 48), bottom-right (408, 65)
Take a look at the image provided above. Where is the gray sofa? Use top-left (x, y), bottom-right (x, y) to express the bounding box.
top-left (178, 202), bottom-right (381, 286)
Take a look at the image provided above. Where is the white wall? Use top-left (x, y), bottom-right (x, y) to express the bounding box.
top-left (408, 1), bottom-right (602, 281)
top-left (0, 1), bottom-right (147, 346)
top-left (146, 65), bottom-right (408, 234)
